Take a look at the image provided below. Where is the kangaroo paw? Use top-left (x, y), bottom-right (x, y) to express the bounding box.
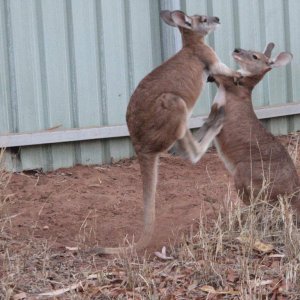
top-left (207, 104), bottom-right (225, 128)
top-left (194, 104), bottom-right (225, 142)
top-left (207, 75), bottom-right (215, 83)
top-left (233, 71), bottom-right (243, 86)
top-left (168, 142), bottom-right (189, 159)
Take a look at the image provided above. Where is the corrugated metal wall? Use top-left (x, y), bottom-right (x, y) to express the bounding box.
top-left (0, 0), bottom-right (162, 170)
top-left (182, 0), bottom-right (300, 136)
top-left (0, 0), bottom-right (300, 171)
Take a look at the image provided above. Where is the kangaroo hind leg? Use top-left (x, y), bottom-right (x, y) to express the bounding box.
top-left (172, 104), bottom-right (225, 163)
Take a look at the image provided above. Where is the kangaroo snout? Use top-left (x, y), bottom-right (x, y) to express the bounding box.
top-left (233, 48), bottom-right (241, 53)
top-left (213, 16), bottom-right (220, 24)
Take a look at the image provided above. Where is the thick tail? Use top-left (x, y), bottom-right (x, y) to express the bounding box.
top-left (88, 153), bottom-right (159, 255)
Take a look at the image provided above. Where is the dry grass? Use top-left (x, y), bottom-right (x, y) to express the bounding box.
top-left (1, 145), bottom-right (300, 299)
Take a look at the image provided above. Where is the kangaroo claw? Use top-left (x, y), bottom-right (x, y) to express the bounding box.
top-left (233, 71), bottom-right (243, 86)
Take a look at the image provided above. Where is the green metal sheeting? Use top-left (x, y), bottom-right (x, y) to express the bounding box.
top-left (186, 0), bottom-right (300, 135)
top-left (0, 0), bottom-right (299, 171)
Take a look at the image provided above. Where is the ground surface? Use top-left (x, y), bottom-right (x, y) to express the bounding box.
top-left (1, 134), bottom-right (300, 299)
top-left (3, 135), bottom-right (299, 253)
top-left (5, 148), bottom-right (234, 255)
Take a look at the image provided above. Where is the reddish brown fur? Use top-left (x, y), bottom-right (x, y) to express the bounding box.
top-left (124, 26), bottom-right (225, 253)
top-left (211, 73), bottom-right (300, 217)
top-left (93, 11), bottom-right (231, 254)
top-left (127, 30), bottom-right (218, 153)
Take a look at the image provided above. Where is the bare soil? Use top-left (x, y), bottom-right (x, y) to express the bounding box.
top-left (5, 148), bottom-right (235, 256)
top-left (1, 134), bottom-right (300, 298)
top-left (4, 135), bottom-right (299, 255)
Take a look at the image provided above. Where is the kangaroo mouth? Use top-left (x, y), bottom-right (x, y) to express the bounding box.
top-left (232, 52), bottom-right (243, 61)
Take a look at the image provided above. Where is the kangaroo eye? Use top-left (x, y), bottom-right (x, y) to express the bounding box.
top-left (252, 54), bottom-right (258, 60)
top-left (202, 18), bottom-right (207, 23)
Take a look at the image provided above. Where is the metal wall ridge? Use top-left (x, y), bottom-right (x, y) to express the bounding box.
top-left (1, 103), bottom-right (300, 148)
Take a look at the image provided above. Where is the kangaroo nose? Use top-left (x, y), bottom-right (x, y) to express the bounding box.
top-left (214, 17), bottom-right (220, 23)
top-left (234, 48), bottom-right (241, 53)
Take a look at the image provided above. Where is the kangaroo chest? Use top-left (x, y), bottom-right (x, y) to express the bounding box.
top-left (214, 137), bottom-right (236, 174)
top-left (212, 84), bottom-right (236, 174)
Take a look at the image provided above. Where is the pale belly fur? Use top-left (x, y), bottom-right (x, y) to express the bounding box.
top-left (212, 84), bottom-right (236, 174)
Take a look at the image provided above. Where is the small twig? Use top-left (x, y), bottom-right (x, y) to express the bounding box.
top-left (0, 213), bottom-right (22, 222)
top-left (37, 281), bottom-right (84, 298)
top-left (35, 176), bottom-right (40, 186)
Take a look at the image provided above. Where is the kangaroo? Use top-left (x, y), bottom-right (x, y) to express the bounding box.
top-left (198, 43), bottom-right (300, 219)
top-left (95, 10), bottom-right (240, 254)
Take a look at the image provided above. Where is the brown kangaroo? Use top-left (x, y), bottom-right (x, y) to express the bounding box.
top-left (95, 10), bottom-right (240, 254)
top-left (198, 43), bottom-right (300, 219)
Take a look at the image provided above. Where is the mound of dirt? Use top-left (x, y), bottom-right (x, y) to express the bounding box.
top-left (4, 134), bottom-right (299, 255)
top-left (5, 149), bottom-right (234, 254)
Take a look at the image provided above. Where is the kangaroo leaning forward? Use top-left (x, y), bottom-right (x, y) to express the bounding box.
top-left (95, 10), bottom-right (241, 254)
top-left (199, 43), bottom-right (300, 219)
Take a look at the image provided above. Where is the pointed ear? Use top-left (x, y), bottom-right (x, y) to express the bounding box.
top-left (263, 42), bottom-right (275, 58)
top-left (171, 10), bottom-right (192, 29)
top-left (160, 10), bottom-right (177, 27)
top-left (270, 52), bottom-right (293, 68)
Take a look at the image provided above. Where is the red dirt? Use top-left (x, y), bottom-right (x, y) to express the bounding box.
top-left (4, 149), bottom-right (233, 254)
top-left (4, 135), bottom-right (298, 255)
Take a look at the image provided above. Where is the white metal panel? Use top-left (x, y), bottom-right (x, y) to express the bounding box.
top-left (0, 1), bottom-right (11, 134)
top-left (1, 0), bottom-right (300, 171)
top-left (2, 103), bottom-right (300, 148)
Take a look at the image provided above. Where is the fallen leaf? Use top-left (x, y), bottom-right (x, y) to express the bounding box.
top-left (270, 260), bottom-right (280, 269)
top-left (38, 282), bottom-right (83, 297)
top-left (88, 184), bottom-right (101, 188)
top-left (187, 280), bottom-right (198, 291)
top-left (200, 285), bottom-right (217, 293)
top-left (87, 274), bottom-right (99, 280)
top-left (253, 240), bottom-right (274, 253)
top-left (65, 246), bottom-right (79, 251)
top-left (236, 236), bottom-right (274, 253)
top-left (227, 269), bottom-right (238, 283)
top-left (269, 254), bottom-right (285, 258)
top-left (13, 292), bottom-right (27, 300)
top-left (200, 285), bottom-right (240, 296)
top-left (222, 290), bottom-right (240, 296)
top-left (250, 279), bottom-right (273, 288)
top-left (154, 246), bottom-right (174, 260)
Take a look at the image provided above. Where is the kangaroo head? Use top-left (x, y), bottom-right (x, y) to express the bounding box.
top-left (232, 43), bottom-right (293, 76)
top-left (160, 10), bottom-right (220, 37)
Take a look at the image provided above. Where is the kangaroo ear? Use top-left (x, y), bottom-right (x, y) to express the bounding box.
top-left (270, 52), bottom-right (293, 68)
top-left (160, 10), bottom-right (192, 29)
top-left (160, 10), bottom-right (177, 27)
top-left (171, 10), bottom-right (193, 29)
top-left (263, 42), bottom-right (275, 58)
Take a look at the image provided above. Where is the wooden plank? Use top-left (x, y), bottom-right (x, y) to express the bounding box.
top-left (2, 103), bottom-right (300, 148)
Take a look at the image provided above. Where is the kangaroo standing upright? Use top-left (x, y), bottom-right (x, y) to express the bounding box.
top-left (199, 43), bottom-right (300, 219)
top-left (95, 10), bottom-right (241, 254)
